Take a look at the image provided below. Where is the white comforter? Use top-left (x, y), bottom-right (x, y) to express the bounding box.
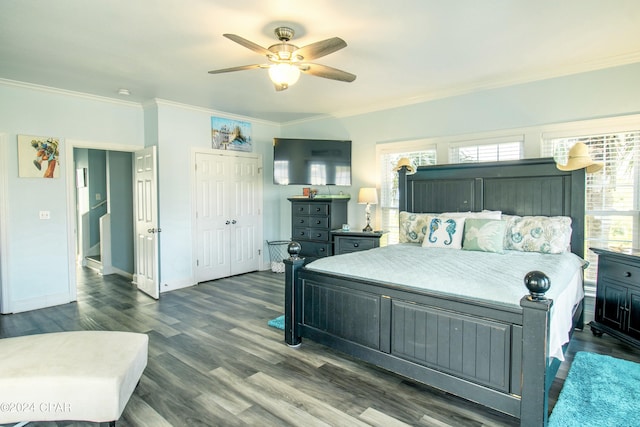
top-left (306, 244), bottom-right (586, 360)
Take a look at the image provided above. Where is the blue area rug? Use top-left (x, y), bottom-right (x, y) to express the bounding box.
top-left (549, 351), bottom-right (640, 426)
top-left (267, 315), bottom-right (284, 330)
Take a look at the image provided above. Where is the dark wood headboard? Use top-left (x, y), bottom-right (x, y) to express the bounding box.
top-left (397, 158), bottom-right (586, 258)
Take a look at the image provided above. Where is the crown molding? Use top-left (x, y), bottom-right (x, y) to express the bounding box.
top-left (149, 98), bottom-right (281, 126)
top-left (0, 78), bottom-right (143, 108)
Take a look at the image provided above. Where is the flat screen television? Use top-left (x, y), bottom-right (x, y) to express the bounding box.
top-left (273, 138), bottom-right (352, 186)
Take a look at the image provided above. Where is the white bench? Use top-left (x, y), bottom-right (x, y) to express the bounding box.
top-left (0, 331), bottom-right (148, 426)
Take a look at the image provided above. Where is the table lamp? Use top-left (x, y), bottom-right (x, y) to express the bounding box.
top-left (358, 187), bottom-right (378, 232)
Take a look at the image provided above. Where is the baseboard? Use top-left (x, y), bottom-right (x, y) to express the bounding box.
top-left (7, 292), bottom-right (75, 314)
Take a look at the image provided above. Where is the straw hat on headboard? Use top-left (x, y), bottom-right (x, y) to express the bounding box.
top-left (556, 142), bottom-right (603, 173)
top-left (392, 157), bottom-right (416, 174)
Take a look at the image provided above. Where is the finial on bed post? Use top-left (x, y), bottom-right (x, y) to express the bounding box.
top-left (287, 241), bottom-right (302, 260)
top-left (284, 241), bottom-right (304, 347)
top-left (520, 270), bottom-right (553, 426)
top-left (524, 270), bottom-right (551, 301)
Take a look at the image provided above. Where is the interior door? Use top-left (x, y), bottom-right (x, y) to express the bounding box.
top-left (195, 152), bottom-right (260, 282)
top-left (195, 152), bottom-right (231, 282)
top-left (229, 155), bottom-right (260, 275)
top-left (134, 146), bottom-right (160, 299)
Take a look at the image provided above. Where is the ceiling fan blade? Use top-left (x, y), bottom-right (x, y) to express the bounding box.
top-left (208, 64), bottom-right (263, 74)
top-left (223, 34), bottom-right (272, 56)
top-left (299, 63), bottom-right (356, 82)
top-left (293, 37), bottom-right (347, 61)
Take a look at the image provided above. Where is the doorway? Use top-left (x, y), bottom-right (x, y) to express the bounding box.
top-left (65, 141), bottom-right (158, 301)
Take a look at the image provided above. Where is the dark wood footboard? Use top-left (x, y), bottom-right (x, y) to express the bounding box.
top-left (284, 254), bottom-right (566, 426)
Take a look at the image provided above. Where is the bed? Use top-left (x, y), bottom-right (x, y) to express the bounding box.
top-left (283, 158), bottom-right (586, 426)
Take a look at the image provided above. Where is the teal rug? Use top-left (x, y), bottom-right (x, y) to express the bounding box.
top-left (549, 351), bottom-right (640, 426)
top-left (267, 315), bottom-right (284, 330)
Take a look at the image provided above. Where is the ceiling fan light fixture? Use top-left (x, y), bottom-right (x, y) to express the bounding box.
top-left (268, 63), bottom-right (300, 87)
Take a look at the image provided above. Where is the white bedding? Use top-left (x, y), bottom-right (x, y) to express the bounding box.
top-left (305, 244), bottom-right (586, 360)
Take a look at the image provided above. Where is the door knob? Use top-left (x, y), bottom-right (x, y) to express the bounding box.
top-left (232, 220), bottom-right (237, 224)
top-left (225, 220), bottom-right (230, 225)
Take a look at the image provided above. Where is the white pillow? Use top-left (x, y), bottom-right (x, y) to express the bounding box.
top-left (444, 210), bottom-right (502, 220)
top-left (421, 216), bottom-right (466, 249)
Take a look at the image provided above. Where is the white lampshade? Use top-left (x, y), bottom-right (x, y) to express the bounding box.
top-left (268, 63), bottom-right (301, 87)
top-left (358, 187), bottom-right (378, 205)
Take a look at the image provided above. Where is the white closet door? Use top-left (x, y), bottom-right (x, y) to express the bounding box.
top-left (229, 156), bottom-right (260, 276)
top-left (195, 152), bottom-right (260, 282)
top-left (195, 153), bottom-right (231, 282)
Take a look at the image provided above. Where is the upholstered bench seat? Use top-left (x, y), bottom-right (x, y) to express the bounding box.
top-left (0, 331), bottom-right (148, 425)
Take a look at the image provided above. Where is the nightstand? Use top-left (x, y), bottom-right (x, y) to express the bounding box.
top-left (589, 247), bottom-right (640, 349)
top-left (331, 230), bottom-right (388, 255)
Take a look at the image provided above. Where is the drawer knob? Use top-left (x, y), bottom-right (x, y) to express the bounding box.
top-left (316, 233), bottom-right (322, 238)
top-left (625, 271), bottom-right (632, 277)
top-left (319, 248), bottom-right (325, 252)
top-left (316, 208), bottom-right (321, 212)
top-left (316, 220), bottom-right (321, 224)
top-left (353, 243), bottom-right (359, 247)
top-left (299, 219), bottom-right (304, 223)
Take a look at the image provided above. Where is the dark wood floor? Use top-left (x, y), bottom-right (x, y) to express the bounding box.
top-left (1, 268), bottom-right (639, 427)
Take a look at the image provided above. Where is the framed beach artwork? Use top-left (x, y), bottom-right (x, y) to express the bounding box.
top-left (18, 134), bottom-right (61, 178)
top-left (211, 116), bottom-right (252, 152)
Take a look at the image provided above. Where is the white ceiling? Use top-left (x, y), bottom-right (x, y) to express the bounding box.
top-left (2, 0), bottom-right (640, 123)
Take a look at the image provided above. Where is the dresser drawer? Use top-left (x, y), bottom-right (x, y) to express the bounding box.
top-left (599, 258), bottom-right (640, 287)
top-left (293, 216), bottom-right (329, 229)
top-left (293, 227), bottom-right (330, 241)
top-left (292, 203), bottom-right (311, 215)
top-left (299, 241), bottom-right (332, 257)
top-left (291, 203), bottom-right (330, 216)
top-left (337, 237), bottom-right (376, 253)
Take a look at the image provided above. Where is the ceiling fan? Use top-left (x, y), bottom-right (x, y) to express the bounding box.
top-left (208, 26), bottom-right (356, 91)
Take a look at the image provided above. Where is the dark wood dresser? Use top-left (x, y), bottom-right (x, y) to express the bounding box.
top-left (589, 247), bottom-right (640, 349)
top-left (289, 197), bottom-right (349, 258)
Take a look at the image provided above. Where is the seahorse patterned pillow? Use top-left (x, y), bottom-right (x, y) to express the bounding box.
top-left (421, 216), bottom-right (466, 249)
top-left (503, 215), bottom-right (572, 254)
top-left (462, 219), bottom-right (506, 253)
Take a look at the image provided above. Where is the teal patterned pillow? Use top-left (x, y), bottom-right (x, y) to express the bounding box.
top-left (503, 215), bottom-right (572, 254)
top-left (421, 216), bottom-right (466, 249)
top-left (463, 219), bottom-right (506, 253)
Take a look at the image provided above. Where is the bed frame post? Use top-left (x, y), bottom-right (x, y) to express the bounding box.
top-left (397, 167), bottom-right (409, 212)
top-left (520, 272), bottom-right (553, 427)
top-left (284, 242), bottom-right (304, 347)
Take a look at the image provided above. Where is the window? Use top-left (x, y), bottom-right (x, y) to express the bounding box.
top-left (542, 131), bottom-right (640, 290)
top-left (449, 139), bottom-right (523, 163)
top-left (379, 150), bottom-right (436, 244)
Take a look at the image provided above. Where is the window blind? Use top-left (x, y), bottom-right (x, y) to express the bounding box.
top-left (542, 131), bottom-right (640, 292)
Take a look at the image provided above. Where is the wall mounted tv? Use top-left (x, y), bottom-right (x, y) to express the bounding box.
top-left (273, 138), bottom-right (352, 186)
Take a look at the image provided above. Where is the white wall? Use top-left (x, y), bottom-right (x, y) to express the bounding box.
top-left (0, 83), bottom-right (143, 312)
top-left (281, 62), bottom-right (640, 230)
top-left (150, 100), bottom-right (280, 291)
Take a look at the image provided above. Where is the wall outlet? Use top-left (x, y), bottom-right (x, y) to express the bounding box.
top-left (39, 210), bottom-right (50, 220)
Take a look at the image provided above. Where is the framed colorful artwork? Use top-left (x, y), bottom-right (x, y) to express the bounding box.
top-left (18, 134), bottom-right (61, 178)
top-left (211, 116), bottom-right (252, 152)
